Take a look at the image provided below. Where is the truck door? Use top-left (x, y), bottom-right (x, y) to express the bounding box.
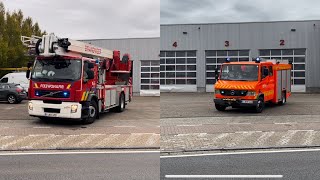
top-left (260, 65), bottom-right (274, 101)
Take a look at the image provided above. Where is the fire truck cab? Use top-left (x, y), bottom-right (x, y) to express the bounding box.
top-left (22, 34), bottom-right (133, 124)
top-left (214, 58), bottom-right (291, 113)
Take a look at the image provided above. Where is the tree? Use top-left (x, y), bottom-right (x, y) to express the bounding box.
top-left (0, 2), bottom-right (46, 77)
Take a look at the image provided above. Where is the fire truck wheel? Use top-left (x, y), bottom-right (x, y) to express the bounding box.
top-left (116, 93), bottom-right (125, 112)
top-left (215, 104), bottom-right (226, 111)
top-left (7, 94), bottom-right (17, 104)
top-left (278, 92), bottom-right (286, 105)
top-left (255, 97), bottom-right (264, 113)
top-left (82, 100), bottom-right (97, 124)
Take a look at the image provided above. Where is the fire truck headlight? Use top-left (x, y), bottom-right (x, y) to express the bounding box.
top-left (247, 91), bottom-right (256, 96)
top-left (214, 89), bottom-right (220, 94)
top-left (71, 105), bottom-right (78, 113)
top-left (28, 102), bottom-right (33, 111)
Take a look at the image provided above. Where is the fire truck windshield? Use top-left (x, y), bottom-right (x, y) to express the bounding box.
top-left (220, 64), bottom-right (259, 81)
top-left (31, 59), bottom-right (82, 82)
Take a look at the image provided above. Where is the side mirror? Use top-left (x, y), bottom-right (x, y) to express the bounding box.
top-left (87, 70), bottom-right (94, 79)
top-left (88, 62), bottom-right (94, 69)
top-left (26, 70), bottom-right (30, 79)
top-left (215, 68), bottom-right (219, 80)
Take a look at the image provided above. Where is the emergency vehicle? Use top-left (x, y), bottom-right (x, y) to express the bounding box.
top-left (214, 58), bottom-right (291, 113)
top-left (21, 33), bottom-right (133, 124)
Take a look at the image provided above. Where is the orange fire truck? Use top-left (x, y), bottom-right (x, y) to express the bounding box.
top-left (214, 58), bottom-right (291, 113)
top-left (21, 33), bottom-right (132, 124)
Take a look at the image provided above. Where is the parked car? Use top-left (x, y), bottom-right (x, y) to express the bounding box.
top-left (0, 83), bottom-right (27, 104)
top-left (0, 72), bottom-right (29, 94)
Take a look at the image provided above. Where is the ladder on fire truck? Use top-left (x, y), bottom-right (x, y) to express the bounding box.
top-left (21, 33), bottom-right (131, 74)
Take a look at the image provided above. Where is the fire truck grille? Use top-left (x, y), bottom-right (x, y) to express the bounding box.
top-left (35, 90), bottom-right (70, 98)
top-left (220, 90), bottom-right (248, 96)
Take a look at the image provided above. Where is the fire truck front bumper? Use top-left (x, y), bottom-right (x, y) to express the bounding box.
top-left (214, 98), bottom-right (258, 107)
top-left (28, 100), bottom-right (82, 119)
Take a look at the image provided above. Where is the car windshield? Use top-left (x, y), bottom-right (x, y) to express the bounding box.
top-left (31, 59), bottom-right (82, 82)
top-left (220, 64), bottom-right (259, 81)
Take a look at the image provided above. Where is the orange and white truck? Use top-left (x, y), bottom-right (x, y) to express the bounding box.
top-left (214, 58), bottom-right (291, 113)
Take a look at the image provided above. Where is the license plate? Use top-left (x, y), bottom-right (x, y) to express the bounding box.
top-left (44, 113), bottom-right (57, 117)
top-left (242, 100), bottom-right (253, 104)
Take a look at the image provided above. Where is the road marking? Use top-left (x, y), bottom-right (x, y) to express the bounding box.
top-left (160, 148), bottom-right (320, 158)
top-left (0, 151), bottom-right (160, 156)
top-left (302, 131), bottom-right (317, 145)
top-left (4, 107), bottom-right (14, 110)
top-left (277, 130), bottom-right (297, 146)
top-left (33, 126), bottom-right (51, 129)
top-left (114, 126), bottom-right (136, 128)
top-left (165, 175), bottom-right (283, 179)
top-left (254, 131), bottom-right (275, 146)
top-left (228, 131), bottom-right (255, 147)
top-left (177, 124), bottom-right (202, 127)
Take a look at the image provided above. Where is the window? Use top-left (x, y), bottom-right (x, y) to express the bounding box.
top-left (0, 77), bottom-right (8, 83)
top-left (205, 50), bottom-right (250, 84)
top-left (140, 60), bottom-right (160, 90)
top-left (160, 51), bottom-right (197, 85)
top-left (259, 49), bottom-right (306, 86)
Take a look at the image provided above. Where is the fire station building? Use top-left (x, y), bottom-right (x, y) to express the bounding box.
top-left (160, 20), bottom-right (320, 93)
top-left (82, 38), bottom-right (160, 96)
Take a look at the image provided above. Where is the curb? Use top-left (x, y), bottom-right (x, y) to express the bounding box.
top-left (160, 145), bottom-right (320, 155)
top-left (0, 146), bottom-right (160, 152)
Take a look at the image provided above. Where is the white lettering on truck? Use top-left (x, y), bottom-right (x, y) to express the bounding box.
top-left (39, 84), bottom-right (64, 89)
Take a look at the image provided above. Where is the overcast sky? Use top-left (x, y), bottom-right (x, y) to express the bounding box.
top-left (2, 0), bottom-right (159, 39)
top-left (161, 0), bottom-right (320, 24)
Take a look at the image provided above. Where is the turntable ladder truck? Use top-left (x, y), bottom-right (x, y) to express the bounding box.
top-left (21, 33), bottom-right (133, 124)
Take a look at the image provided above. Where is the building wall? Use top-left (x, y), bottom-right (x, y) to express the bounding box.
top-left (82, 38), bottom-right (160, 95)
top-left (160, 20), bottom-right (320, 92)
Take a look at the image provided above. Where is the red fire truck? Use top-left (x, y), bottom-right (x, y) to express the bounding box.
top-left (21, 33), bottom-right (133, 124)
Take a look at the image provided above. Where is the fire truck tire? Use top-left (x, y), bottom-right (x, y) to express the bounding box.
top-left (278, 92), bottom-right (286, 105)
top-left (255, 97), bottom-right (264, 113)
top-left (115, 93), bottom-right (125, 112)
top-left (82, 100), bottom-right (98, 124)
top-left (215, 104), bottom-right (226, 111)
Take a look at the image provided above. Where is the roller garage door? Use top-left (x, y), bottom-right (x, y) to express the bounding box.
top-left (160, 51), bottom-right (197, 92)
top-left (259, 49), bottom-right (306, 92)
top-left (205, 50), bottom-right (250, 92)
top-left (140, 60), bottom-right (160, 96)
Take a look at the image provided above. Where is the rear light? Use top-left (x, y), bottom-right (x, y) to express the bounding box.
top-left (16, 88), bottom-right (22, 93)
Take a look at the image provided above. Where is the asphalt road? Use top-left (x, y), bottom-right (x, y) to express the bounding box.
top-left (160, 149), bottom-right (320, 180)
top-left (161, 93), bottom-right (320, 152)
top-left (0, 96), bottom-right (160, 150)
top-left (0, 151), bottom-right (159, 180)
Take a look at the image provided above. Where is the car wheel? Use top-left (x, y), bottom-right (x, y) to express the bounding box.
top-left (255, 97), bottom-right (264, 113)
top-left (7, 95), bottom-right (17, 104)
top-left (215, 104), bottom-right (226, 111)
top-left (115, 93), bottom-right (125, 112)
top-left (82, 100), bottom-right (98, 124)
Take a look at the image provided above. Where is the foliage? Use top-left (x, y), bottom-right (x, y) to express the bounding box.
top-left (0, 2), bottom-right (46, 77)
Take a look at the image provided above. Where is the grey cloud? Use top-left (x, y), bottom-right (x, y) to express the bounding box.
top-left (2, 0), bottom-right (159, 39)
top-left (161, 0), bottom-right (320, 24)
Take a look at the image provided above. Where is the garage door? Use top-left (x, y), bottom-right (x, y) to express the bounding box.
top-left (140, 60), bottom-right (160, 96)
top-left (160, 51), bottom-right (197, 92)
top-left (205, 50), bottom-right (250, 92)
top-left (259, 49), bottom-right (306, 92)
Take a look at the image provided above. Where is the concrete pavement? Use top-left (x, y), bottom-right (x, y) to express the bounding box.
top-left (0, 96), bottom-right (160, 150)
top-left (161, 93), bottom-right (320, 153)
top-left (161, 149), bottom-right (320, 180)
top-left (0, 151), bottom-right (159, 180)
